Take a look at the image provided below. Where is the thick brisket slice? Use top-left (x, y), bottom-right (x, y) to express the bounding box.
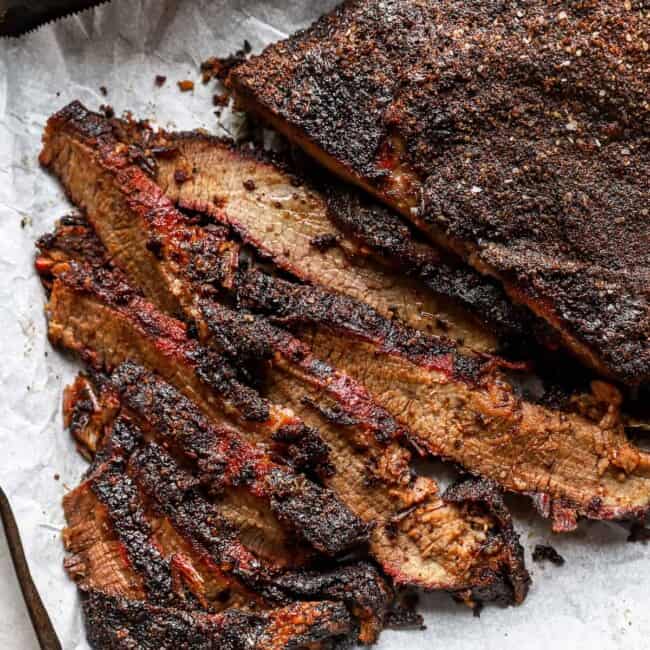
top-left (236, 269), bottom-right (650, 532)
top-left (230, 0), bottom-right (650, 384)
top-left (63, 371), bottom-right (310, 572)
top-left (127, 127), bottom-right (500, 352)
top-left (62, 478), bottom-right (146, 602)
top-left (82, 590), bottom-right (352, 650)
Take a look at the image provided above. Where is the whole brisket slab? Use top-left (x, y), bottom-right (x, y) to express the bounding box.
top-left (230, 0), bottom-right (650, 385)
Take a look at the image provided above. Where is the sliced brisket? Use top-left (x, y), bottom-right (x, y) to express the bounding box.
top-left (41, 216), bottom-right (529, 603)
top-left (235, 268), bottom-right (650, 532)
top-left (38, 250), bottom-right (367, 558)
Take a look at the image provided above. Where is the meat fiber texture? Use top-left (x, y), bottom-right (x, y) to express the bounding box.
top-left (0, 2), bottom-right (648, 650)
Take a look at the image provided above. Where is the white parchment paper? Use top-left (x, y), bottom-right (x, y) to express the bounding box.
top-left (0, 1), bottom-right (648, 648)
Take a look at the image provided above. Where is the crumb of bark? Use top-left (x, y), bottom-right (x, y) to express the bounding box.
top-left (385, 591), bottom-right (423, 630)
top-left (174, 169), bottom-right (190, 184)
top-left (243, 179), bottom-right (256, 191)
top-left (310, 233), bottom-right (339, 252)
top-left (99, 104), bottom-right (114, 118)
top-left (213, 92), bottom-right (229, 107)
top-left (155, 75), bottom-right (167, 87)
top-left (628, 522), bottom-right (650, 543)
top-left (99, 86), bottom-right (107, 96)
top-left (532, 544), bottom-right (565, 566)
top-left (177, 80), bottom-right (194, 92)
top-left (200, 45), bottom-right (249, 83)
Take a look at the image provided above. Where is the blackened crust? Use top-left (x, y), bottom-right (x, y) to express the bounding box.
top-left (82, 590), bottom-right (353, 650)
top-left (230, 0), bottom-right (650, 384)
top-left (234, 268), bottom-right (487, 383)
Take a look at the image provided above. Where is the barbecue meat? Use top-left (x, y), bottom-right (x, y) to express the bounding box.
top-left (38, 104), bottom-right (531, 601)
top-left (82, 590), bottom-right (352, 650)
top-left (236, 269), bottom-right (650, 532)
top-left (40, 214), bottom-right (529, 604)
top-left (64, 399), bottom-right (391, 644)
top-left (230, 0), bottom-right (650, 384)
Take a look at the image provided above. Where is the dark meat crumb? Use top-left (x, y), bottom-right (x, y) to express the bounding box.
top-left (53, 473), bottom-right (60, 481)
top-left (384, 592), bottom-right (424, 630)
top-left (242, 179), bottom-right (256, 191)
top-left (532, 544), bottom-right (565, 566)
top-left (99, 86), bottom-right (107, 96)
top-left (99, 104), bottom-right (114, 119)
top-left (310, 233), bottom-right (339, 253)
top-left (628, 522), bottom-right (650, 543)
top-left (200, 44), bottom-right (250, 83)
top-left (174, 169), bottom-right (190, 184)
top-left (213, 92), bottom-right (229, 107)
top-left (154, 75), bottom-right (167, 87)
top-left (177, 80), bottom-right (194, 92)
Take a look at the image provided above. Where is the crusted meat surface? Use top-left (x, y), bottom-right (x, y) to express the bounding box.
top-left (236, 268), bottom-right (650, 532)
top-left (230, 0), bottom-right (650, 384)
top-left (82, 590), bottom-right (352, 650)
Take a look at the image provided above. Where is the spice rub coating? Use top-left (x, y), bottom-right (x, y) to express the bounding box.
top-left (230, 0), bottom-right (650, 384)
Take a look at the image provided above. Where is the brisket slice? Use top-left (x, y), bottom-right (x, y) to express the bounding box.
top-left (235, 269), bottom-right (650, 532)
top-left (41, 217), bottom-right (529, 603)
top-left (121, 124), bottom-right (510, 352)
top-left (229, 0), bottom-right (650, 385)
top-left (38, 258), bottom-right (368, 559)
top-left (82, 590), bottom-right (352, 650)
top-left (64, 389), bottom-right (390, 644)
